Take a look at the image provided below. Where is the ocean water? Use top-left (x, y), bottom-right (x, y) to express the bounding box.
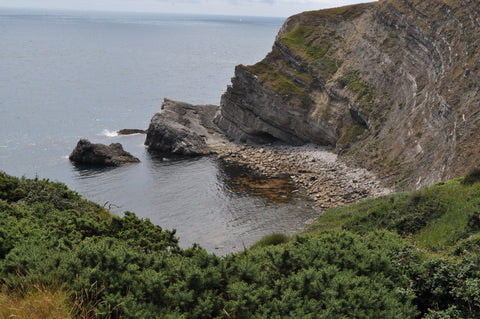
top-left (0, 8), bottom-right (322, 254)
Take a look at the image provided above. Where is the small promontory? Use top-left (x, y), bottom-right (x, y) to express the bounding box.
top-left (145, 98), bottom-right (229, 156)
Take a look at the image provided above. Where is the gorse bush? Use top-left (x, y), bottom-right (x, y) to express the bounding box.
top-left (1, 171), bottom-right (480, 318)
top-left (221, 231), bottom-right (419, 318)
top-left (308, 177), bottom-right (480, 318)
top-left (462, 167), bottom-right (480, 185)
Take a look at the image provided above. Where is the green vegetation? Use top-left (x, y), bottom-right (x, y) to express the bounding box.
top-left (337, 123), bottom-right (367, 147)
top-left (282, 26), bottom-right (340, 76)
top-left (338, 69), bottom-right (375, 110)
top-left (249, 232), bottom-right (289, 249)
top-left (312, 3), bottom-right (372, 22)
top-left (389, 32), bottom-right (399, 39)
top-left (462, 167), bottom-right (480, 186)
top-left (1, 170), bottom-right (480, 318)
top-left (308, 174), bottom-right (480, 318)
top-left (247, 60), bottom-right (313, 106)
top-left (308, 177), bottom-right (480, 252)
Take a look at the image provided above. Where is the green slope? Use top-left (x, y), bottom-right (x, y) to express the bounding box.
top-left (1, 170), bottom-right (479, 318)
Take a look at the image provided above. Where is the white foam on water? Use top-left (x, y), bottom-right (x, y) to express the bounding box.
top-left (100, 129), bottom-right (118, 137)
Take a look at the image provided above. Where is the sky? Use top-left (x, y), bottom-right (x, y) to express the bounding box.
top-left (0, 0), bottom-right (375, 17)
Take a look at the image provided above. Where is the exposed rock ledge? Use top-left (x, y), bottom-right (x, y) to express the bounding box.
top-left (69, 139), bottom-right (140, 167)
top-left (216, 144), bottom-right (391, 209)
top-left (145, 98), bottom-right (231, 156)
top-left (118, 129), bottom-right (146, 135)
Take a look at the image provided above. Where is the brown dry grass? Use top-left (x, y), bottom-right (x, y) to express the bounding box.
top-left (0, 284), bottom-right (74, 319)
top-left (0, 280), bottom-right (100, 319)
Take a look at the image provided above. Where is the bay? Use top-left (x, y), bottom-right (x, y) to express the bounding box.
top-left (0, 9), bottom-right (322, 254)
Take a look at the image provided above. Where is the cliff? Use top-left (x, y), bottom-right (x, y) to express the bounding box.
top-left (215, 0), bottom-right (480, 190)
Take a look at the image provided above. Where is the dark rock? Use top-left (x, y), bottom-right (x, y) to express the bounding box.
top-left (69, 139), bottom-right (140, 167)
top-left (118, 129), bottom-right (147, 135)
top-left (145, 98), bottom-right (229, 156)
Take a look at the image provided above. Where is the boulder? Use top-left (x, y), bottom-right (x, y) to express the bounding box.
top-left (144, 98), bottom-right (229, 156)
top-left (69, 139), bottom-right (140, 167)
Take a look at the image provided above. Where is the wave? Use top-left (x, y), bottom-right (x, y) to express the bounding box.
top-left (100, 129), bottom-right (118, 137)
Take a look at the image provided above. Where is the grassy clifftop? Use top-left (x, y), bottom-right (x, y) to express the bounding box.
top-left (1, 170), bottom-right (480, 318)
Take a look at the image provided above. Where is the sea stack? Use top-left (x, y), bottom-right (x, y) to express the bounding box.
top-left (69, 139), bottom-right (140, 167)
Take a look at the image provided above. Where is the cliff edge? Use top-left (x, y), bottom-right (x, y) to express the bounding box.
top-left (215, 0), bottom-right (480, 189)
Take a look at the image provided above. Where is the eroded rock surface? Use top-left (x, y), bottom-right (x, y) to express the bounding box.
top-left (145, 98), bottom-right (230, 156)
top-left (69, 139), bottom-right (140, 167)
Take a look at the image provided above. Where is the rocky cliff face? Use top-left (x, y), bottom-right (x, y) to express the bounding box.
top-left (215, 0), bottom-right (480, 189)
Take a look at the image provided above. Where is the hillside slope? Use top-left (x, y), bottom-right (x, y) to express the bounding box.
top-left (215, 0), bottom-right (480, 190)
top-left (2, 170), bottom-right (480, 318)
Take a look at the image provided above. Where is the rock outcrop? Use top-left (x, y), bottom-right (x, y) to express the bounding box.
top-left (69, 139), bottom-right (140, 167)
top-left (215, 0), bottom-right (480, 189)
top-left (145, 98), bottom-right (229, 156)
top-left (118, 129), bottom-right (146, 135)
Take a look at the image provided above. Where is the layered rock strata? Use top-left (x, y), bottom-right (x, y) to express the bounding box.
top-left (145, 98), bottom-right (230, 156)
top-left (215, 0), bottom-right (480, 189)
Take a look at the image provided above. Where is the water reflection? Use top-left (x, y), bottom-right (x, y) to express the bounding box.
top-left (217, 161), bottom-right (293, 204)
top-left (68, 140), bottom-right (322, 255)
top-left (71, 162), bottom-right (117, 178)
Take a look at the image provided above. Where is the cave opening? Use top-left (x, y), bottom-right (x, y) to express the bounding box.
top-left (251, 131), bottom-right (279, 144)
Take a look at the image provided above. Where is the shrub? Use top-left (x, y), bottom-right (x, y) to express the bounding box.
top-left (462, 167), bottom-right (480, 185)
top-left (2, 171), bottom-right (480, 318)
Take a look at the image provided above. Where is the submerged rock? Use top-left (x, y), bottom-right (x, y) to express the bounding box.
top-left (118, 129), bottom-right (147, 135)
top-left (145, 98), bottom-right (229, 156)
top-left (69, 139), bottom-right (140, 167)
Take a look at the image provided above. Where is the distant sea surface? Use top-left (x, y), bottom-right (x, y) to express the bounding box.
top-left (0, 8), bottom-right (321, 254)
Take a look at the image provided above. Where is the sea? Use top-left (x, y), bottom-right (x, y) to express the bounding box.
top-left (0, 8), bottom-right (322, 254)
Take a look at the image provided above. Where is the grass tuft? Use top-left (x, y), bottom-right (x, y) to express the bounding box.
top-left (251, 233), bottom-right (289, 249)
top-left (0, 284), bottom-right (74, 319)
